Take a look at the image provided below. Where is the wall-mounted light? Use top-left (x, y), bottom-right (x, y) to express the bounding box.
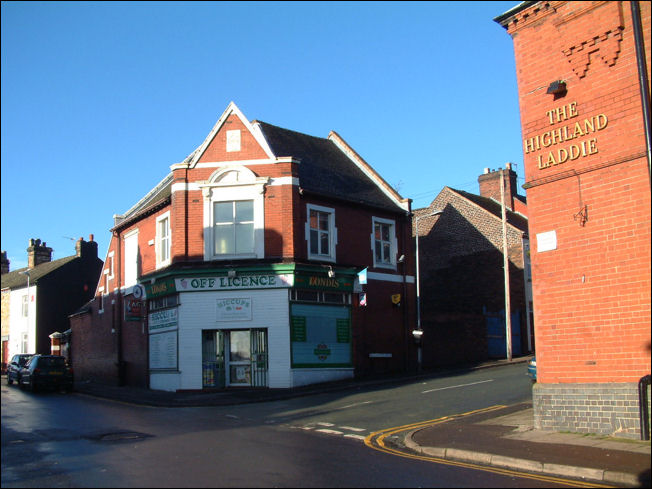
top-left (228, 270), bottom-right (236, 278)
top-left (547, 80), bottom-right (567, 99)
top-left (327, 266), bottom-right (335, 278)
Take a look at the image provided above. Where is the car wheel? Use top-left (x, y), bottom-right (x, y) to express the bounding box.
top-left (7, 376), bottom-right (13, 385)
top-left (29, 378), bottom-right (37, 393)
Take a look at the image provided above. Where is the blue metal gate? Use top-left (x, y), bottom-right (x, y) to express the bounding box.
top-left (486, 308), bottom-right (521, 358)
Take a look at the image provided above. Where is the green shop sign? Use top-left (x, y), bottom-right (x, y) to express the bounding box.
top-left (175, 274), bottom-right (294, 291)
top-left (145, 278), bottom-right (177, 299)
top-left (294, 274), bottom-right (354, 291)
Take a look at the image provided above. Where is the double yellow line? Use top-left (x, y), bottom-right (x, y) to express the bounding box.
top-left (364, 405), bottom-right (614, 488)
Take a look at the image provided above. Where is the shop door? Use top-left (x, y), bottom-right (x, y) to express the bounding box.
top-left (227, 330), bottom-right (252, 386)
top-left (202, 331), bottom-right (225, 388)
top-left (251, 329), bottom-right (268, 387)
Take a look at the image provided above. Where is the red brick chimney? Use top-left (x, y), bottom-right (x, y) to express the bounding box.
top-left (478, 163), bottom-right (519, 210)
top-left (27, 238), bottom-right (53, 268)
top-left (75, 234), bottom-right (98, 259)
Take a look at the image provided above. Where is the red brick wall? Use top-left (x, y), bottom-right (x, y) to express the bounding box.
top-left (504, 1), bottom-right (651, 384)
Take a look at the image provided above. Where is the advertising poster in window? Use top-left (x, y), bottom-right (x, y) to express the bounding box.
top-left (290, 304), bottom-right (351, 367)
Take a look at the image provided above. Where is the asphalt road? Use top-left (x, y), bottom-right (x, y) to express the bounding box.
top-left (2, 363), bottom-right (579, 487)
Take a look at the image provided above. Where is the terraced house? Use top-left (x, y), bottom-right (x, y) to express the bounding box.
top-left (71, 102), bottom-right (416, 391)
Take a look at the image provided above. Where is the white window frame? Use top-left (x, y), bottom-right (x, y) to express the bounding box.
top-left (201, 167), bottom-right (266, 261)
top-left (22, 294), bottom-right (28, 317)
top-left (98, 286), bottom-right (105, 314)
top-left (123, 229), bottom-right (139, 287)
top-left (371, 217), bottom-right (397, 270)
top-left (156, 211), bottom-right (171, 269)
top-left (306, 204), bottom-right (337, 262)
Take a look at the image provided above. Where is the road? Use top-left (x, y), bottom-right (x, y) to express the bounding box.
top-left (2, 363), bottom-right (579, 487)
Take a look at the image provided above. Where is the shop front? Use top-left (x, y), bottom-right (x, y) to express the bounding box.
top-left (144, 266), bottom-right (356, 392)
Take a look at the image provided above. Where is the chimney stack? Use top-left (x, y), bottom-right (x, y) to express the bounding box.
top-left (1, 251), bottom-right (9, 274)
top-left (27, 239), bottom-right (53, 268)
top-left (478, 164), bottom-right (519, 210)
top-left (76, 234), bottom-right (98, 259)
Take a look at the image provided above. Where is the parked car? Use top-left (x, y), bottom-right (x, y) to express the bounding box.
top-left (527, 356), bottom-right (537, 382)
top-left (19, 355), bottom-right (73, 392)
top-left (6, 354), bottom-right (34, 386)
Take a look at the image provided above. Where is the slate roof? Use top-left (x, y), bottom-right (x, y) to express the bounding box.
top-left (255, 121), bottom-right (405, 213)
top-left (449, 187), bottom-right (529, 233)
top-left (112, 173), bottom-right (173, 230)
top-left (1, 256), bottom-right (77, 290)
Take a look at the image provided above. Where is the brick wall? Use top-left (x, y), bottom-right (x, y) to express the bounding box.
top-left (498, 0), bottom-right (651, 436)
top-left (415, 187), bottom-right (529, 366)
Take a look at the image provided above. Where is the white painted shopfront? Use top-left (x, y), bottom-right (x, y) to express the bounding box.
top-left (146, 269), bottom-right (355, 392)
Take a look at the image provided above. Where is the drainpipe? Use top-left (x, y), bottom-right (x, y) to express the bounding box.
top-left (630, 1), bottom-right (651, 183)
top-left (639, 374), bottom-right (651, 441)
top-left (113, 229), bottom-right (124, 386)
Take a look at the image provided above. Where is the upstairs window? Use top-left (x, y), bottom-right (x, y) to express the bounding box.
top-left (306, 204), bottom-right (336, 262)
top-left (201, 167), bottom-right (266, 261)
top-left (371, 217), bottom-right (397, 269)
top-left (22, 295), bottom-right (28, 317)
top-left (213, 200), bottom-right (254, 255)
top-left (156, 212), bottom-right (171, 268)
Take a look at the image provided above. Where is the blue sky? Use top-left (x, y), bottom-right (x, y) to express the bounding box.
top-left (1, 1), bottom-right (523, 269)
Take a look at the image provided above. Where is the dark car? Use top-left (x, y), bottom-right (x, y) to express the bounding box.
top-left (6, 354), bottom-right (34, 386)
top-left (527, 356), bottom-right (537, 382)
top-left (19, 355), bottom-right (73, 392)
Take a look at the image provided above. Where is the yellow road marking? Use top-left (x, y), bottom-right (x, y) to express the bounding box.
top-left (364, 405), bottom-right (615, 488)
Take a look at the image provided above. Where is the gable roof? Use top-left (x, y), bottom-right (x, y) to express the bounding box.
top-left (255, 121), bottom-right (408, 213)
top-left (447, 187), bottom-right (529, 233)
top-left (1, 255), bottom-right (77, 290)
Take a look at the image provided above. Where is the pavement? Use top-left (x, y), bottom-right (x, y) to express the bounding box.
top-left (14, 356), bottom-right (651, 488)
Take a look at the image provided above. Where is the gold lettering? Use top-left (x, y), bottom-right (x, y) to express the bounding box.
top-left (538, 154), bottom-right (547, 169)
top-left (547, 152), bottom-right (557, 166)
top-left (568, 102), bottom-right (578, 118)
top-left (569, 144), bottom-right (581, 160)
top-left (587, 138), bottom-right (598, 154)
top-left (557, 147), bottom-right (569, 164)
top-left (596, 114), bottom-right (608, 130)
top-left (541, 131), bottom-right (552, 147)
top-left (572, 122), bottom-right (585, 138)
top-left (546, 110), bottom-right (555, 125)
top-left (550, 128), bottom-right (563, 145)
top-left (524, 138), bottom-right (535, 154)
top-left (583, 117), bottom-right (595, 133)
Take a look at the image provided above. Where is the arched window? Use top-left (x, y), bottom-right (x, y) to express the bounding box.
top-left (200, 167), bottom-right (267, 261)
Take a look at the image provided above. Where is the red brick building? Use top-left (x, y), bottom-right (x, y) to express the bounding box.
top-left (414, 165), bottom-right (533, 369)
top-left (496, 1), bottom-right (651, 437)
top-left (71, 102), bottom-right (416, 390)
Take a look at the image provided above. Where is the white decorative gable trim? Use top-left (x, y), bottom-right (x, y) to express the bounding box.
top-left (183, 102), bottom-right (276, 169)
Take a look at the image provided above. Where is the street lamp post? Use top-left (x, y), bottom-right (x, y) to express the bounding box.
top-left (413, 210), bottom-right (443, 373)
top-left (19, 270), bottom-right (31, 354)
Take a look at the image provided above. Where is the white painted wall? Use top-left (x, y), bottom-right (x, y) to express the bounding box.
top-left (8, 287), bottom-right (36, 359)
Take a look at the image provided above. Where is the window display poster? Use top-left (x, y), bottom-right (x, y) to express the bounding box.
top-left (290, 304), bottom-right (351, 367)
top-left (149, 330), bottom-right (178, 370)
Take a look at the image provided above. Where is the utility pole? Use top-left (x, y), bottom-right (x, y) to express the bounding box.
top-left (501, 168), bottom-right (512, 361)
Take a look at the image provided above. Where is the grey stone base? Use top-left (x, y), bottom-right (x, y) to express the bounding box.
top-left (533, 382), bottom-right (647, 438)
